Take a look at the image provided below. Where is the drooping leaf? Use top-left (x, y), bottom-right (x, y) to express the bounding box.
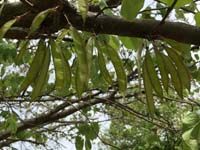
top-left (0, 18), bottom-right (17, 39)
top-left (70, 27), bottom-right (89, 97)
top-left (28, 9), bottom-right (53, 36)
top-left (31, 45), bottom-right (50, 100)
top-left (85, 139), bottom-right (92, 150)
top-left (162, 54), bottom-right (183, 98)
top-left (154, 49), bottom-right (169, 92)
top-left (102, 43), bottom-right (127, 95)
top-left (90, 56), bottom-right (109, 91)
top-left (86, 37), bottom-right (94, 77)
top-left (165, 46), bottom-right (190, 91)
top-left (75, 136), bottom-right (84, 150)
top-left (15, 40), bottom-right (29, 65)
top-left (96, 41), bottom-right (113, 85)
top-left (142, 61), bottom-right (155, 117)
top-left (56, 29), bottom-right (69, 43)
top-left (78, 0), bottom-right (88, 23)
top-left (108, 36), bottom-right (120, 50)
top-left (163, 38), bottom-right (190, 54)
top-left (145, 50), bottom-right (163, 98)
top-left (121, 0), bottom-right (144, 20)
top-left (50, 39), bottom-right (71, 89)
top-left (61, 48), bottom-right (72, 89)
top-left (19, 40), bottom-right (45, 93)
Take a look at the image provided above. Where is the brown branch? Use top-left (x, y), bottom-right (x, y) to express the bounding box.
top-left (1, 1), bottom-right (200, 45)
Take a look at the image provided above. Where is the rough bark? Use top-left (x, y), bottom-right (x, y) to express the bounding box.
top-left (1, 1), bottom-right (200, 45)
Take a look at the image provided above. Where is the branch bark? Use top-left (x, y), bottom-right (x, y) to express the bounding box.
top-left (1, 1), bottom-right (200, 45)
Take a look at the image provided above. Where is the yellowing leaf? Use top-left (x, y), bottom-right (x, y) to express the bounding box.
top-left (145, 50), bottom-right (163, 98)
top-left (143, 62), bottom-right (155, 117)
top-left (31, 45), bottom-right (50, 100)
top-left (19, 40), bottom-right (45, 93)
top-left (0, 18), bottom-right (17, 39)
top-left (50, 39), bottom-right (71, 89)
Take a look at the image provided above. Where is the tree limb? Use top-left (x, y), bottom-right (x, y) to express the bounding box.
top-left (0, 1), bottom-right (200, 45)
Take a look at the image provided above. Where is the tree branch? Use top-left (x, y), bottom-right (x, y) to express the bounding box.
top-left (1, 1), bottom-right (200, 45)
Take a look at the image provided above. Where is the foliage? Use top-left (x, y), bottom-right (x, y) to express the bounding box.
top-left (0, 0), bottom-right (200, 150)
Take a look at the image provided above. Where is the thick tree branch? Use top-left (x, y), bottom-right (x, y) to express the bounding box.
top-left (1, 1), bottom-right (200, 45)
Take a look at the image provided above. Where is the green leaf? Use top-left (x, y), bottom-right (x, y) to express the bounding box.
top-left (85, 139), bottom-right (92, 150)
top-left (31, 45), bottom-right (50, 100)
top-left (75, 136), bottom-right (84, 150)
top-left (142, 62), bottom-right (155, 117)
top-left (145, 50), bottom-right (163, 98)
top-left (50, 39), bottom-right (71, 89)
top-left (154, 49), bottom-right (169, 92)
top-left (15, 40), bottom-right (29, 65)
top-left (108, 36), bottom-right (120, 50)
top-left (165, 46), bottom-right (190, 91)
top-left (119, 36), bottom-right (142, 50)
top-left (78, 0), bottom-right (88, 23)
top-left (0, 18), bottom-right (17, 39)
top-left (163, 38), bottom-right (190, 54)
top-left (121, 0), bottom-right (144, 20)
top-left (195, 12), bottom-right (200, 27)
top-left (182, 129), bottom-right (198, 150)
top-left (70, 27), bottom-right (89, 97)
top-left (86, 37), bottom-right (94, 78)
top-left (96, 42), bottom-right (113, 85)
top-left (162, 54), bottom-right (183, 98)
top-left (159, 0), bottom-right (192, 8)
top-left (19, 40), bottom-right (45, 93)
top-left (7, 114), bottom-right (17, 134)
top-left (29, 9), bottom-right (53, 36)
top-left (87, 123), bottom-right (99, 140)
top-left (182, 112), bottom-right (200, 131)
top-left (56, 29), bottom-right (69, 43)
top-left (191, 121), bottom-right (200, 141)
top-left (103, 44), bottom-right (127, 95)
top-left (16, 131), bottom-right (33, 140)
top-left (90, 56), bottom-right (109, 91)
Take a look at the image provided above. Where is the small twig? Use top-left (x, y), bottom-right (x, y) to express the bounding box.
top-left (160, 0), bottom-right (178, 24)
top-left (20, 0), bottom-right (34, 7)
top-left (95, 5), bottom-right (119, 18)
